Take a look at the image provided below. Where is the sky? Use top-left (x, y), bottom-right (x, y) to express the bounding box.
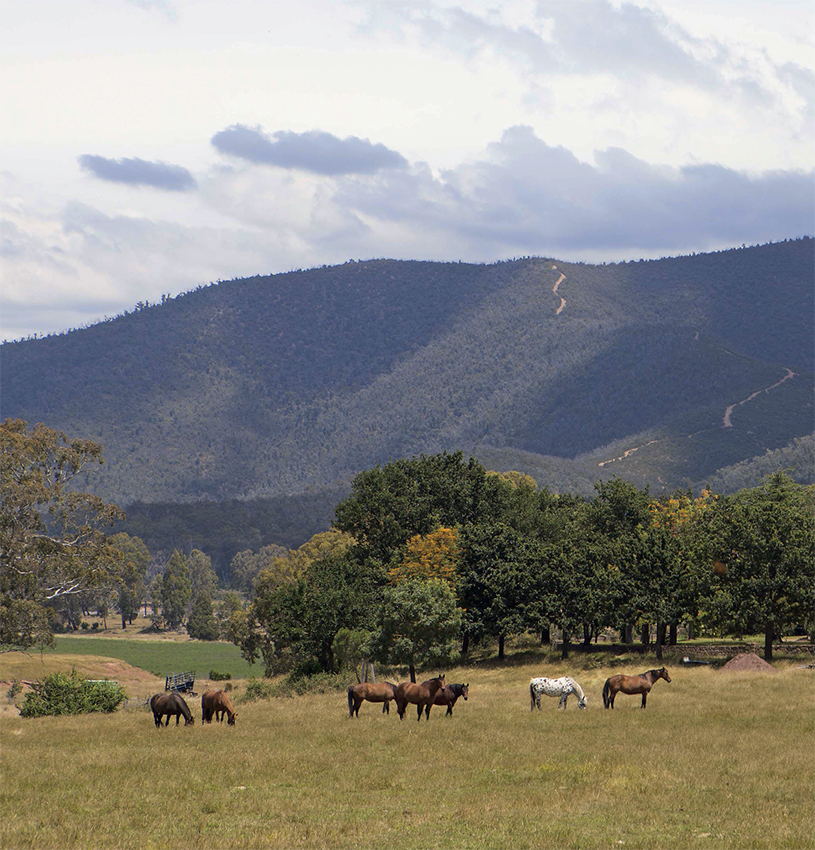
top-left (1, 0), bottom-right (813, 342)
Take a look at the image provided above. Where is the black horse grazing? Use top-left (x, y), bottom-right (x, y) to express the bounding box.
top-left (150, 692), bottom-right (194, 727)
top-left (395, 675), bottom-right (446, 721)
top-left (426, 682), bottom-right (469, 718)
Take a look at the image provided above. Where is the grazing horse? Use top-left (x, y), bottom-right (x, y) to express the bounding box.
top-left (347, 682), bottom-right (398, 718)
top-left (530, 676), bottom-right (588, 711)
top-left (603, 667), bottom-right (671, 709)
top-left (201, 689), bottom-right (237, 725)
top-left (395, 675), bottom-right (446, 721)
top-left (150, 692), bottom-right (194, 727)
top-left (426, 682), bottom-right (468, 718)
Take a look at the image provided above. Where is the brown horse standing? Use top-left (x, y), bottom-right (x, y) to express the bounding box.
top-left (201, 689), bottom-right (237, 725)
top-left (603, 667), bottom-right (671, 709)
top-left (426, 682), bottom-right (469, 718)
top-left (347, 682), bottom-right (398, 718)
top-left (395, 675), bottom-right (446, 721)
top-left (150, 692), bottom-right (194, 727)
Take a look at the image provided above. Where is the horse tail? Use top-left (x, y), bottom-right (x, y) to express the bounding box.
top-left (530, 681), bottom-right (535, 710)
top-left (602, 679), bottom-right (610, 709)
top-left (347, 686), bottom-right (354, 716)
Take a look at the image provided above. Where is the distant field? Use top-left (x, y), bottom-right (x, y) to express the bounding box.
top-left (46, 635), bottom-right (260, 680)
top-left (2, 655), bottom-right (813, 850)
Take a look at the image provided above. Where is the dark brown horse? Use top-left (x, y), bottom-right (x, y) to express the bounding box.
top-left (426, 682), bottom-right (469, 718)
top-left (347, 682), bottom-right (398, 718)
top-left (150, 692), bottom-right (194, 727)
top-left (395, 675), bottom-right (446, 721)
top-left (201, 689), bottom-right (237, 725)
top-left (602, 667), bottom-right (671, 709)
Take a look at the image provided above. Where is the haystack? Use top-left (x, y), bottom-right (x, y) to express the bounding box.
top-left (719, 652), bottom-right (777, 673)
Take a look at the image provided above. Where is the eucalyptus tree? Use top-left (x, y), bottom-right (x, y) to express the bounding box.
top-left (0, 419), bottom-right (124, 651)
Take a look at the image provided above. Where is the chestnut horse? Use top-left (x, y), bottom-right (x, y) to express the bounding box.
top-left (602, 667), bottom-right (671, 709)
top-left (395, 675), bottom-right (446, 721)
top-left (201, 689), bottom-right (237, 725)
top-left (426, 682), bottom-right (469, 718)
top-left (150, 692), bottom-right (194, 727)
top-left (347, 682), bottom-right (398, 718)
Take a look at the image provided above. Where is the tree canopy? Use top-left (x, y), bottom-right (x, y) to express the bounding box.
top-left (0, 419), bottom-right (124, 651)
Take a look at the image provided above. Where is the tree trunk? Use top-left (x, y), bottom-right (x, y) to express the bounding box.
top-left (764, 622), bottom-right (774, 663)
top-left (409, 664), bottom-right (416, 683)
top-left (669, 622), bottom-right (678, 645)
top-left (461, 634), bottom-right (469, 655)
top-left (582, 623), bottom-right (591, 647)
top-left (640, 623), bottom-right (650, 645)
top-left (561, 629), bottom-right (570, 660)
top-left (540, 625), bottom-right (550, 645)
top-left (498, 634), bottom-right (505, 661)
top-left (655, 620), bottom-right (664, 661)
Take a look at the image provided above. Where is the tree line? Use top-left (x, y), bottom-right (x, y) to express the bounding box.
top-left (2, 420), bottom-right (813, 671)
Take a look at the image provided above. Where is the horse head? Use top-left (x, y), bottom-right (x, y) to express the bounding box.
top-left (577, 694), bottom-right (588, 709)
top-left (461, 683), bottom-right (469, 701)
top-left (659, 667), bottom-right (671, 683)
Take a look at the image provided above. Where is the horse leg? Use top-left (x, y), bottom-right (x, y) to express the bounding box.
top-left (641, 693), bottom-right (647, 708)
top-left (559, 694), bottom-right (567, 709)
top-left (153, 712), bottom-right (161, 728)
top-left (446, 705), bottom-right (453, 717)
top-left (417, 703), bottom-right (424, 721)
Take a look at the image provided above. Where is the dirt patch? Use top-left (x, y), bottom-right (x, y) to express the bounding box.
top-left (719, 652), bottom-right (778, 673)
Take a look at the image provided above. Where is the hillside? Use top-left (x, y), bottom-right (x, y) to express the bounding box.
top-left (2, 239), bottom-right (812, 511)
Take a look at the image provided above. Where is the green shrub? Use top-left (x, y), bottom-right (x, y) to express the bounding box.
top-left (240, 671), bottom-right (347, 702)
top-left (209, 670), bottom-right (232, 681)
top-left (19, 670), bottom-right (127, 717)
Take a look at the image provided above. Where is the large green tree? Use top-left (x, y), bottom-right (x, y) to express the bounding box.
top-left (376, 577), bottom-right (463, 682)
top-left (704, 473), bottom-right (815, 661)
top-left (332, 451), bottom-right (512, 563)
top-left (0, 419), bottom-right (124, 651)
top-left (109, 532), bottom-right (150, 629)
top-left (458, 523), bottom-right (542, 659)
top-left (159, 550), bottom-right (192, 630)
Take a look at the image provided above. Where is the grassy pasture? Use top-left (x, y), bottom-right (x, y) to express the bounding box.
top-left (45, 635), bottom-right (258, 683)
top-left (1, 658), bottom-right (813, 850)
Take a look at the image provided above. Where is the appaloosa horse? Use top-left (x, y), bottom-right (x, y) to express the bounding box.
top-left (347, 682), bottom-right (398, 718)
top-left (602, 667), bottom-right (671, 709)
top-left (201, 689), bottom-right (237, 725)
top-left (529, 676), bottom-right (588, 711)
top-left (395, 675), bottom-right (446, 721)
top-left (150, 692), bottom-right (194, 727)
top-left (426, 682), bottom-right (469, 718)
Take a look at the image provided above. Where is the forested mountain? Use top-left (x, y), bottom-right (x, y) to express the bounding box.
top-left (2, 239), bottom-right (813, 518)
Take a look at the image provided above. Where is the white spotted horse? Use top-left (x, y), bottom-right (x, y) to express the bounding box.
top-left (529, 676), bottom-right (588, 711)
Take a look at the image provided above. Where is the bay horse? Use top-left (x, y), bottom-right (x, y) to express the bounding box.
top-left (201, 689), bottom-right (237, 725)
top-left (426, 682), bottom-right (468, 718)
top-left (530, 676), bottom-right (587, 710)
top-left (347, 681), bottom-right (398, 718)
top-left (150, 692), bottom-right (194, 727)
top-left (602, 667), bottom-right (671, 709)
top-left (395, 675), bottom-right (446, 721)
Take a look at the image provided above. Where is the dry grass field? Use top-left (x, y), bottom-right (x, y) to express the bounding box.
top-left (1, 653), bottom-right (813, 850)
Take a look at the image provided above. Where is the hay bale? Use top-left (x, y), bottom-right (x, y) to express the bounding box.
top-left (718, 652), bottom-right (777, 673)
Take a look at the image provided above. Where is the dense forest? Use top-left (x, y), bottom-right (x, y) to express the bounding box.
top-left (2, 240), bottom-right (812, 554)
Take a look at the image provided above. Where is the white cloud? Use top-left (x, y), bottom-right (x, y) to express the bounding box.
top-left (0, 0), bottom-right (811, 341)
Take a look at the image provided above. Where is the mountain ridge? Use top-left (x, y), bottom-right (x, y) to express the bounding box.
top-left (2, 238), bottom-right (812, 507)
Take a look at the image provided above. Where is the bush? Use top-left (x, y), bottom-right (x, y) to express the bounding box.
top-left (209, 670), bottom-right (232, 681)
top-left (241, 671), bottom-right (348, 702)
top-left (19, 670), bottom-right (127, 717)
